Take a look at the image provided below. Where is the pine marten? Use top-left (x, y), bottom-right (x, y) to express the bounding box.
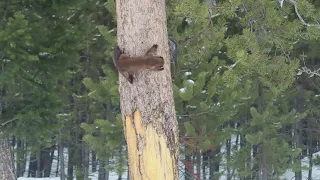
top-left (113, 44), bottom-right (164, 84)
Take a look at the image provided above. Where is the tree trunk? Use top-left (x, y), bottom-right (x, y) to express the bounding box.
top-left (98, 159), bottom-right (109, 180)
top-left (92, 151), bottom-right (97, 172)
top-left (67, 146), bottom-right (74, 180)
top-left (294, 86), bottom-right (304, 180)
top-left (185, 153), bottom-right (192, 180)
top-left (16, 139), bottom-right (26, 177)
top-left (226, 138), bottom-right (231, 180)
top-left (0, 136), bottom-right (16, 180)
top-left (41, 146), bottom-right (54, 177)
top-left (36, 150), bottom-right (41, 177)
top-left (59, 141), bottom-right (66, 180)
top-left (196, 151), bottom-right (201, 180)
top-left (307, 118), bottom-right (313, 180)
top-left (0, 88), bottom-right (16, 180)
top-left (115, 0), bottom-right (179, 179)
top-left (208, 148), bottom-right (220, 180)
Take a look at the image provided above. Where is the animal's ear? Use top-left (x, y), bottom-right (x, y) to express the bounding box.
top-left (158, 66), bottom-right (164, 71)
top-left (119, 71), bottom-right (134, 84)
top-left (113, 46), bottom-right (123, 62)
top-left (128, 74), bottom-right (133, 84)
top-left (145, 44), bottom-right (158, 56)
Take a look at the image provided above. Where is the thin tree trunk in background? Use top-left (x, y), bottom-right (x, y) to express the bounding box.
top-left (16, 139), bottom-right (25, 177)
top-left (202, 151), bottom-right (207, 180)
top-left (36, 150), bottom-right (41, 177)
top-left (83, 99), bottom-right (91, 180)
top-left (294, 86), bottom-right (304, 180)
top-left (83, 143), bottom-right (89, 180)
top-left (239, 126), bottom-right (248, 180)
top-left (92, 151), bottom-right (97, 172)
top-left (116, 0), bottom-right (179, 179)
top-left (50, 146), bottom-right (55, 176)
top-left (185, 153), bottom-right (192, 180)
top-left (67, 78), bottom-right (76, 180)
top-left (21, 141), bottom-right (27, 177)
top-left (196, 151), bottom-right (201, 180)
top-left (28, 152), bottom-right (36, 177)
top-left (41, 147), bottom-right (54, 177)
top-left (256, 80), bottom-right (268, 180)
top-left (67, 146), bottom-right (74, 180)
top-left (98, 159), bottom-right (109, 180)
top-left (56, 144), bottom-right (60, 177)
top-left (59, 140), bottom-right (66, 180)
top-left (307, 118), bottom-right (313, 180)
top-left (226, 138), bottom-right (231, 180)
top-left (208, 147), bottom-right (220, 180)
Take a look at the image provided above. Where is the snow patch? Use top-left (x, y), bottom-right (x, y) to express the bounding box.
top-left (184, 72), bottom-right (192, 76)
top-left (186, 79), bottom-right (194, 85)
top-left (179, 88), bottom-right (186, 93)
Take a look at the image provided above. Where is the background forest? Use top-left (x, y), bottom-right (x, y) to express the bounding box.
top-left (1, 0), bottom-right (320, 180)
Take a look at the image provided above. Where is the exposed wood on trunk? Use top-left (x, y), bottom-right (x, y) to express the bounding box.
top-left (124, 111), bottom-right (177, 180)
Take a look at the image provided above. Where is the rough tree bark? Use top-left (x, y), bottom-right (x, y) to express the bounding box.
top-left (115, 0), bottom-right (179, 179)
top-left (0, 89), bottom-right (16, 180)
top-left (0, 136), bottom-right (16, 180)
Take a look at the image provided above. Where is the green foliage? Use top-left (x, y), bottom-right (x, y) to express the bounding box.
top-left (1, 0), bottom-right (320, 179)
top-left (169, 0), bottom-right (320, 178)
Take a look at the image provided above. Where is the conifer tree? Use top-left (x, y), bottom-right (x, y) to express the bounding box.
top-left (115, 0), bottom-right (179, 179)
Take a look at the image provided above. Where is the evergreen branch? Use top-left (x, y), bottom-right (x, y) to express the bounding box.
top-left (285, 0), bottom-right (320, 27)
top-left (0, 117), bottom-right (17, 127)
top-left (176, 111), bottom-right (210, 117)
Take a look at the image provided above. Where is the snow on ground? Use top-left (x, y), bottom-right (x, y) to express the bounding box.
top-left (281, 151), bottom-right (320, 180)
top-left (17, 172), bottom-right (120, 180)
top-left (18, 178), bottom-right (60, 180)
top-left (16, 146), bottom-right (320, 179)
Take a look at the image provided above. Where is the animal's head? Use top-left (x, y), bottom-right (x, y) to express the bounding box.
top-left (148, 56), bottom-right (164, 71)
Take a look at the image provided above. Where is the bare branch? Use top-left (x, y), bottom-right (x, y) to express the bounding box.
top-left (285, 0), bottom-right (320, 27)
top-left (297, 66), bottom-right (320, 77)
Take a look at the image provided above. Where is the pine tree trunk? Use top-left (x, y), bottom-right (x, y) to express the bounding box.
top-left (16, 139), bottom-right (25, 177)
top-left (28, 152), bottom-right (37, 177)
top-left (257, 80), bottom-right (268, 180)
top-left (0, 136), bottom-right (16, 180)
top-left (196, 151), bottom-right (201, 180)
top-left (67, 146), bottom-right (74, 180)
top-left (226, 138), bottom-right (231, 180)
top-left (307, 118), bottom-right (313, 180)
top-left (294, 86), bottom-right (304, 180)
top-left (185, 153), bottom-right (192, 180)
top-left (83, 101), bottom-right (90, 180)
top-left (0, 89), bottom-right (16, 180)
top-left (115, 0), bottom-right (179, 180)
top-left (92, 151), bottom-right (97, 172)
top-left (98, 159), bottom-right (109, 180)
top-left (83, 143), bottom-right (89, 180)
top-left (36, 150), bottom-right (41, 177)
top-left (59, 141), bottom-right (66, 180)
top-left (208, 147), bottom-right (220, 180)
top-left (42, 147), bottom-right (53, 177)
top-left (202, 151), bottom-right (207, 180)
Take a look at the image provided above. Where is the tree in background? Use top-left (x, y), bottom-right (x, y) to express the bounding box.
top-left (167, 0), bottom-right (320, 179)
